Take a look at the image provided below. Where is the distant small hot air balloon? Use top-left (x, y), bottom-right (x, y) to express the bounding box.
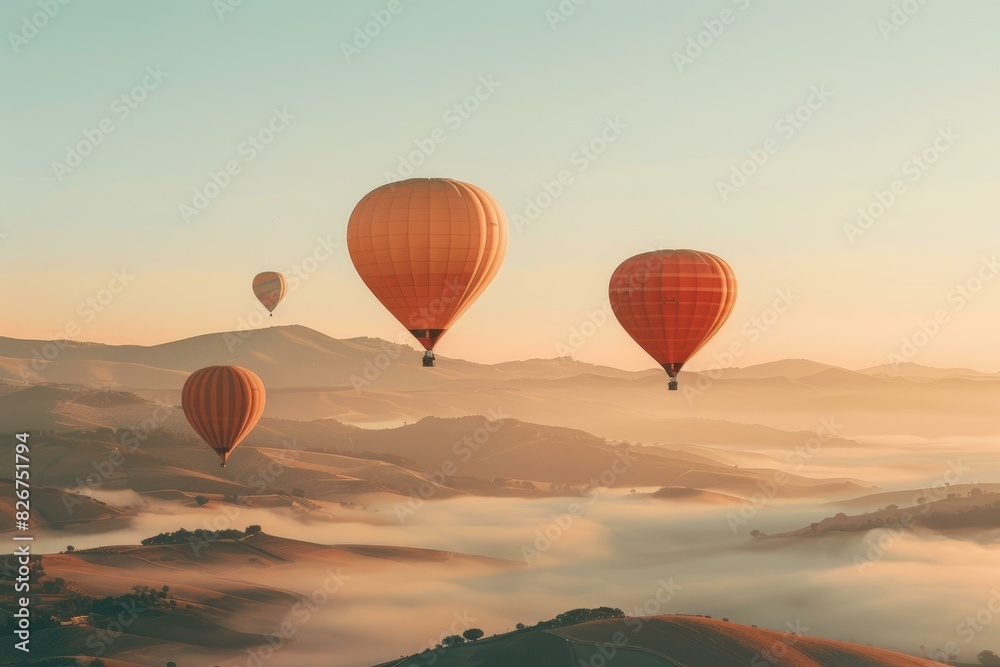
top-left (609, 250), bottom-right (737, 391)
top-left (252, 272), bottom-right (287, 316)
top-left (347, 178), bottom-right (508, 367)
top-left (181, 366), bottom-right (265, 466)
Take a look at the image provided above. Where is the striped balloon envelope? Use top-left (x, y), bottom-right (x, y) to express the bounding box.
top-left (252, 271), bottom-right (287, 316)
top-left (347, 178), bottom-right (508, 366)
top-left (181, 366), bottom-right (266, 466)
top-left (609, 250), bottom-right (737, 391)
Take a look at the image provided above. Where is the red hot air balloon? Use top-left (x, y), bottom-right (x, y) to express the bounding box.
top-left (252, 272), bottom-right (287, 316)
top-left (609, 250), bottom-right (737, 391)
top-left (347, 178), bottom-right (508, 367)
top-left (181, 366), bottom-right (266, 466)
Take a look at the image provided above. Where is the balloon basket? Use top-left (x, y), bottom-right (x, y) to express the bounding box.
top-left (422, 351), bottom-right (436, 368)
top-left (668, 379), bottom-right (679, 391)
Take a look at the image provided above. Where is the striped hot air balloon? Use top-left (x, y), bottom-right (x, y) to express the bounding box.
top-left (609, 250), bottom-right (737, 391)
top-left (347, 178), bottom-right (508, 367)
top-left (252, 272), bottom-right (287, 316)
top-left (181, 366), bottom-right (265, 466)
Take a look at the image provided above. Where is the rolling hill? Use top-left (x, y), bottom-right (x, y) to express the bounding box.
top-left (2, 326), bottom-right (997, 440)
top-left (370, 614), bottom-right (947, 666)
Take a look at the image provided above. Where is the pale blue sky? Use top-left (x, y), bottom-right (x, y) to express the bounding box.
top-left (3, 1), bottom-right (999, 370)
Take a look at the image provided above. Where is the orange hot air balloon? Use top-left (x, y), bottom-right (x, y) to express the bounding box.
top-left (347, 178), bottom-right (508, 367)
top-left (609, 250), bottom-right (737, 391)
top-left (252, 272), bottom-right (287, 316)
top-left (181, 366), bottom-right (265, 466)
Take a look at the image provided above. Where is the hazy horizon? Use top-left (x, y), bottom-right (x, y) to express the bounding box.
top-left (4, 323), bottom-right (1000, 376)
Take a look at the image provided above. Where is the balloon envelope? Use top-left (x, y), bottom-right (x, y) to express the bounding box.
top-left (252, 272), bottom-right (287, 314)
top-left (181, 365), bottom-right (266, 466)
top-left (609, 250), bottom-right (737, 387)
top-left (347, 178), bottom-right (508, 351)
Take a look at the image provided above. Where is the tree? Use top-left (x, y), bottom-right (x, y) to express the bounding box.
top-left (515, 623), bottom-right (526, 630)
top-left (66, 545), bottom-right (75, 553)
top-left (245, 525), bottom-right (262, 535)
top-left (195, 495), bottom-right (209, 506)
top-left (167, 662), bottom-right (177, 667)
top-left (463, 628), bottom-right (484, 641)
top-left (441, 634), bottom-right (465, 646)
top-left (979, 649), bottom-right (1000, 665)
